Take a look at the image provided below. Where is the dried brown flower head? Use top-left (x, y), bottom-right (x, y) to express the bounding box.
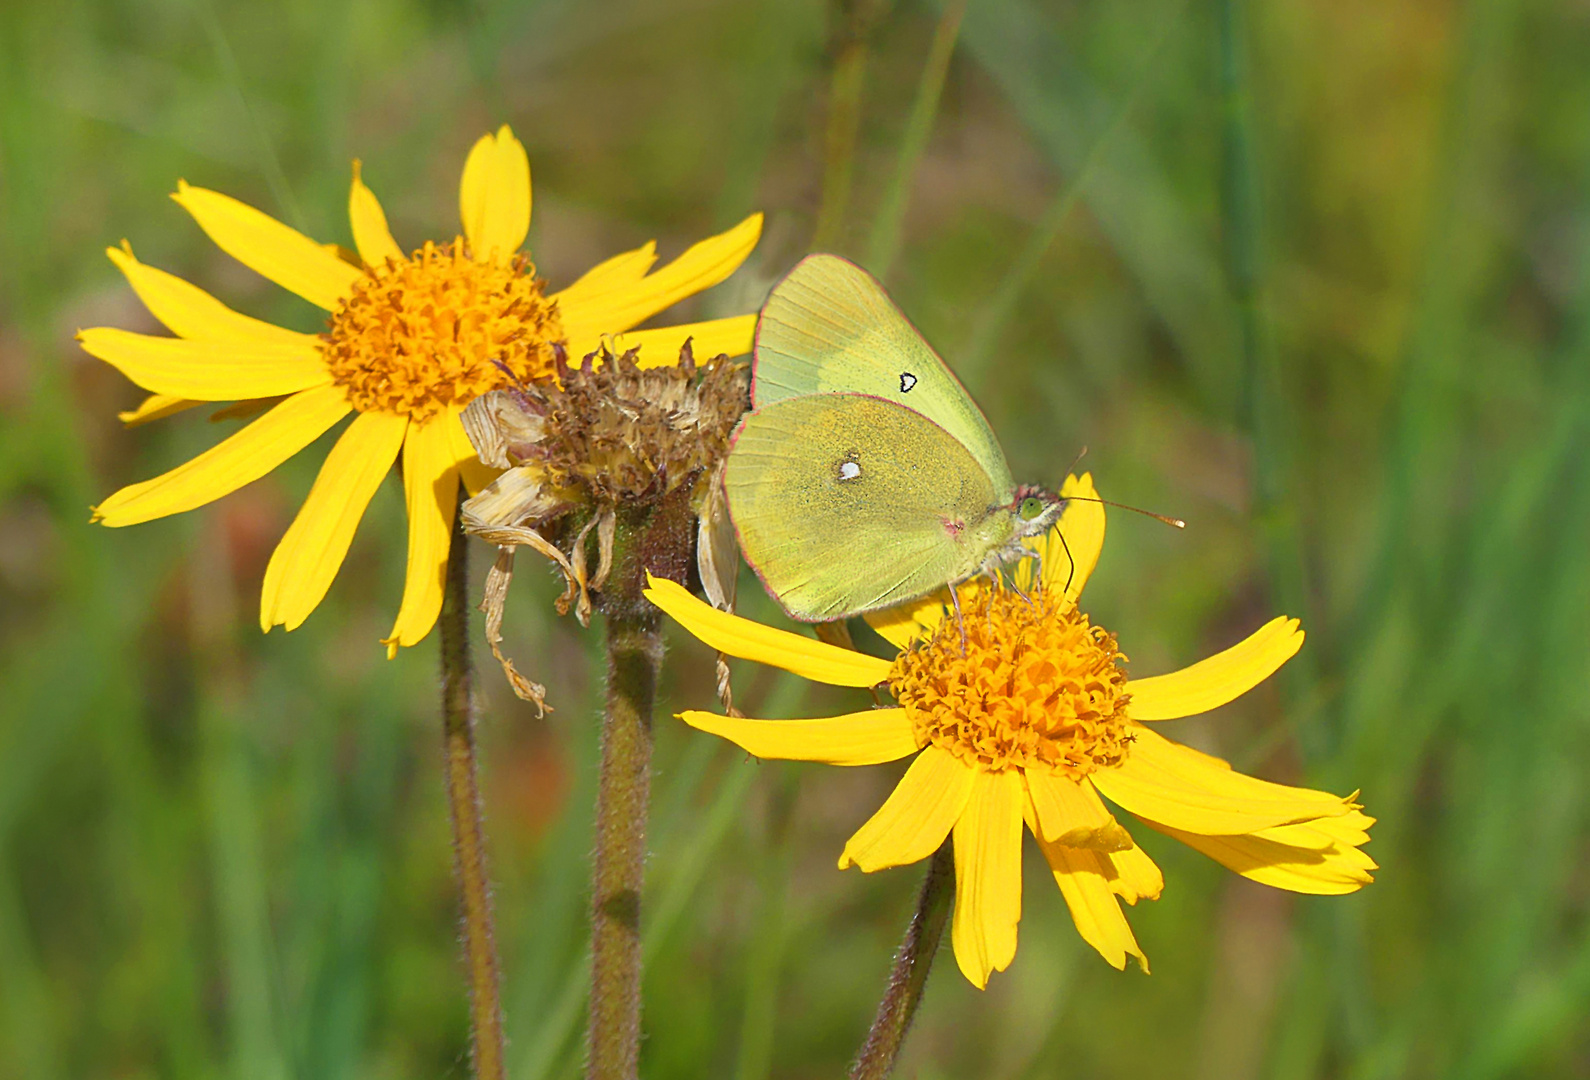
top-left (460, 341), bottom-right (749, 710)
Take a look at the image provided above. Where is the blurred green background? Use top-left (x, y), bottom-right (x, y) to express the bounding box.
top-left (2, 0), bottom-right (1588, 1076)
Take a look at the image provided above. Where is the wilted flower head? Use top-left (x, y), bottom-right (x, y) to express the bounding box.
top-left (467, 340), bottom-right (748, 509)
top-left (461, 341), bottom-right (749, 707)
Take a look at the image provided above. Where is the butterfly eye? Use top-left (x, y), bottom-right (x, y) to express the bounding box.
top-left (1019, 496), bottom-right (1045, 520)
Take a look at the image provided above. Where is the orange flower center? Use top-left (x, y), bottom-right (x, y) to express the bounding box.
top-left (889, 586), bottom-right (1132, 778)
top-left (321, 240), bottom-right (565, 422)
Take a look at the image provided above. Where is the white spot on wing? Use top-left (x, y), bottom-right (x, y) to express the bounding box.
top-left (899, 372), bottom-right (917, 393)
top-left (838, 460), bottom-right (862, 481)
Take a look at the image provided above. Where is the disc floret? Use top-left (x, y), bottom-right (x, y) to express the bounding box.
top-left (889, 587), bottom-right (1133, 778)
top-left (322, 239), bottom-right (564, 422)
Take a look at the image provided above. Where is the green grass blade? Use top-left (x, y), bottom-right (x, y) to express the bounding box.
top-left (866, 0), bottom-right (967, 280)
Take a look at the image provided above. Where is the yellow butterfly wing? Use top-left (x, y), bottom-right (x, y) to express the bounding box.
top-left (725, 394), bottom-right (1017, 622)
top-left (752, 254), bottom-right (1016, 500)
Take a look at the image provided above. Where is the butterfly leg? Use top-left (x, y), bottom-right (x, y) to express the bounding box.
top-left (950, 584), bottom-right (968, 654)
top-left (1008, 572), bottom-right (1036, 609)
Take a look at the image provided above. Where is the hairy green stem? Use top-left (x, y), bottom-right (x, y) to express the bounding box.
top-left (848, 840), bottom-right (954, 1080)
top-left (441, 513), bottom-right (507, 1080)
top-left (587, 611), bottom-right (661, 1080)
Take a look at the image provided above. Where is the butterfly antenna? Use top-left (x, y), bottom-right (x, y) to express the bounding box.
top-left (1062, 495), bottom-right (1186, 530)
top-left (1056, 527), bottom-right (1077, 595)
top-left (1061, 444), bottom-right (1089, 478)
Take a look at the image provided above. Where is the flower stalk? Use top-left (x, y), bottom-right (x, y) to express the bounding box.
top-left (588, 605), bottom-right (661, 1080)
top-left (849, 841), bottom-right (955, 1080)
top-left (587, 481), bottom-right (699, 1080)
top-left (440, 506), bottom-right (507, 1080)
top-left (456, 342), bottom-right (751, 1079)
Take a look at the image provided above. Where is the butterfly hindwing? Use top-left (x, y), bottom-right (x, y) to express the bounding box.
top-left (725, 394), bottom-right (1014, 622)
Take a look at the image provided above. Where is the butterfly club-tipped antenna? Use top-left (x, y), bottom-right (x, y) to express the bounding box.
top-left (1046, 474), bottom-right (1186, 532)
top-left (1062, 495), bottom-right (1186, 531)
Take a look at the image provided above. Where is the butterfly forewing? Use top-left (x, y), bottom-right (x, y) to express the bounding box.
top-left (753, 255), bottom-right (1016, 501)
top-left (725, 394), bottom-right (1010, 622)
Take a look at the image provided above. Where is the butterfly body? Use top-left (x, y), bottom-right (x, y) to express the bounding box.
top-left (725, 255), bottom-right (1064, 623)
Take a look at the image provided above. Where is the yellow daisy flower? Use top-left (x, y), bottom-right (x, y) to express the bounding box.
top-left (643, 473), bottom-right (1374, 987)
top-left (81, 126), bottom-right (763, 655)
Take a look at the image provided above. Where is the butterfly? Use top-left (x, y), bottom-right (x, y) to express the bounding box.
top-left (724, 254), bottom-right (1066, 623)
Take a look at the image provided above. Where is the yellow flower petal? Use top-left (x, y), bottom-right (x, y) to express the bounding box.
top-left (951, 768), bottom-right (1024, 989)
top-left (93, 384), bottom-right (352, 527)
top-left (1104, 843), bottom-right (1164, 904)
top-left (593, 313), bottom-right (758, 368)
top-left (1145, 819), bottom-right (1375, 895)
top-left (1035, 839), bottom-right (1147, 972)
top-left (839, 745), bottom-right (973, 872)
top-left (118, 393), bottom-right (199, 427)
top-left (1090, 725), bottom-right (1351, 835)
top-left (78, 328), bottom-right (331, 401)
top-left (679, 708), bottom-right (918, 765)
top-left (1127, 616), bottom-right (1305, 720)
top-left (349, 161), bottom-right (404, 268)
top-left (1031, 472), bottom-right (1104, 601)
top-left (1268, 808), bottom-right (1376, 849)
top-left (383, 417), bottom-right (464, 656)
top-left (458, 125), bottom-right (531, 264)
top-left (556, 213), bottom-right (763, 340)
top-left (1025, 768), bottom-right (1132, 851)
top-left (644, 574), bottom-right (893, 687)
top-left (260, 410), bottom-right (407, 632)
top-left (172, 181), bottom-right (362, 310)
top-left (555, 241), bottom-right (658, 300)
top-left (864, 592), bottom-right (947, 651)
top-left (1238, 813), bottom-right (1378, 878)
top-left (106, 244), bottom-right (317, 347)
